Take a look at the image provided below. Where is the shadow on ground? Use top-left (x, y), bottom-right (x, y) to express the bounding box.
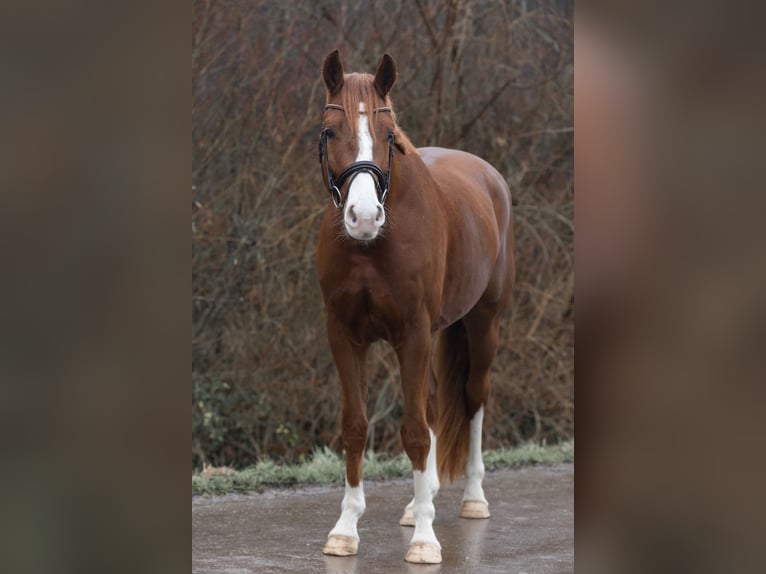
top-left (193, 463), bottom-right (573, 573)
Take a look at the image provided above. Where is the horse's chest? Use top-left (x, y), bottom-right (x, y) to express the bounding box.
top-left (325, 270), bottom-right (411, 342)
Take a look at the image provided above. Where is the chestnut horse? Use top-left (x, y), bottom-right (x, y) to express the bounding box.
top-left (316, 50), bottom-right (514, 564)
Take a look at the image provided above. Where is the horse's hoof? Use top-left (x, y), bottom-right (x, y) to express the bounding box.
top-left (405, 542), bottom-right (442, 564)
top-left (323, 534), bottom-right (358, 556)
top-left (399, 506), bottom-right (415, 526)
top-left (460, 500), bottom-right (490, 519)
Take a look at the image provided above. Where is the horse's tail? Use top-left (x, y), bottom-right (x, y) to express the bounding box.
top-left (435, 319), bottom-right (471, 483)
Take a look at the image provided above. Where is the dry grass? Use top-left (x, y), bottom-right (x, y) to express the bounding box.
top-left (192, 440), bottom-right (574, 495)
top-left (192, 0), bottom-right (573, 469)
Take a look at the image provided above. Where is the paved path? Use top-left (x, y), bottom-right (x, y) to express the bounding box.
top-left (193, 463), bottom-right (573, 574)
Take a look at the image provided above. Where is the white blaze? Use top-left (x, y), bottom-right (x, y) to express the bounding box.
top-left (343, 103), bottom-right (385, 240)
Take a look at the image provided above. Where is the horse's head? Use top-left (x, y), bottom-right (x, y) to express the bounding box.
top-left (320, 50), bottom-right (398, 242)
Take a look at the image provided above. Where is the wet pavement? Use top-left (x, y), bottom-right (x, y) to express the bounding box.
top-left (193, 463), bottom-right (573, 574)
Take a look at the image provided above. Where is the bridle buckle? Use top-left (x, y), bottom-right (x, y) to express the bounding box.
top-left (330, 185), bottom-right (343, 208)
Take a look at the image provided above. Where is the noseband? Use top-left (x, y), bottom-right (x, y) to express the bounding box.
top-left (318, 104), bottom-right (395, 209)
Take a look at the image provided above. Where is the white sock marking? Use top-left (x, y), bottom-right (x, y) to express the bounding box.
top-left (462, 406), bottom-right (488, 503)
top-left (411, 429), bottom-right (441, 548)
top-left (329, 479), bottom-right (366, 541)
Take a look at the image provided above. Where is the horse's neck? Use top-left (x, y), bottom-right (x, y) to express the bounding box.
top-left (389, 151), bottom-right (439, 207)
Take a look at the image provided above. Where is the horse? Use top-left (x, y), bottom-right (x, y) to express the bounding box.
top-left (316, 50), bottom-right (515, 564)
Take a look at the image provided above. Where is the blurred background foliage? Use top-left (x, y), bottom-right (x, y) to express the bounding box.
top-left (192, 0), bottom-right (573, 470)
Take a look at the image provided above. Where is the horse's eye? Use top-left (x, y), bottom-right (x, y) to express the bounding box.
top-left (324, 127), bottom-right (336, 140)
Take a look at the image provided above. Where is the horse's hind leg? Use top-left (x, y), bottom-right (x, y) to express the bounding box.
top-left (460, 303), bottom-right (502, 519)
top-left (460, 405), bottom-right (490, 518)
top-left (323, 321), bottom-right (369, 557)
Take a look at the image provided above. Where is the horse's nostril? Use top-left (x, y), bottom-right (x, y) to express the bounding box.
top-left (349, 206), bottom-right (358, 224)
top-left (375, 206), bottom-right (383, 223)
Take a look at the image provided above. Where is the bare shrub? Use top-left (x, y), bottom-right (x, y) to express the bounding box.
top-left (192, 0), bottom-right (573, 469)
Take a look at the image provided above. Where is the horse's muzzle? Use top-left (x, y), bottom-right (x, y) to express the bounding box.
top-left (343, 173), bottom-right (385, 240)
top-left (344, 203), bottom-right (384, 240)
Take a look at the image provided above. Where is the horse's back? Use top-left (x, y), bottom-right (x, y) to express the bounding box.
top-left (417, 147), bottom-right (514, 323)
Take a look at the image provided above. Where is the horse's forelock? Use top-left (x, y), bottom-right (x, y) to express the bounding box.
top-left (341, 73), bottom-right (390, 142)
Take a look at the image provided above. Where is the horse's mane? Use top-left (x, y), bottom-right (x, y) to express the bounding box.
top-left (340, 73), bottom-right (416, 155)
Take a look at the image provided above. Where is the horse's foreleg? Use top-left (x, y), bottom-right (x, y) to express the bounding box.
top-left (397, 327), bottom-right (441, 564)
top-left (400, 369), bottom-right (437, 527)
top-left (323, 325), bottom-right (369, 557)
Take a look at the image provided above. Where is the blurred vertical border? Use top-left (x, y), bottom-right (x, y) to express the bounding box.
top-left (0, 1), bottom-right (188, 573)
top-left (576, 3), bottom-right (766, 572)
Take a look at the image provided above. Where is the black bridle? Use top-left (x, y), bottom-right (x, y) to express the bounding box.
top-left (318, 103), bottom-right (395, 209)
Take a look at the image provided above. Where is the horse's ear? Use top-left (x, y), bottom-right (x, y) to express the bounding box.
top-left (322, 49), bottom-right (344, 95)
top-left (374, 53), bottom-right (397, 98)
